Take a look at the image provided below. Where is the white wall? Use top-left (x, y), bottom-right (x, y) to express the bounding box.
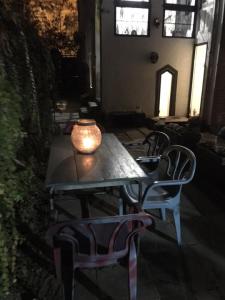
top-left (101, 0), bottom-right (194, 117)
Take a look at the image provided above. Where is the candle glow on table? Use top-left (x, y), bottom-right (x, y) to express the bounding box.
top-left (71, 119), bottom-right (102, 154)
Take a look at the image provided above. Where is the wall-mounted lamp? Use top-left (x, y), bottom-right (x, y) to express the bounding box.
top-left (71, 119), bottom-right (102, 154)
top-left (55, 100), bottom-right (68, 112)
top-left (153, 17), bottom-right (160, 28)
top-left (150, 52), bottom-right (159, 64)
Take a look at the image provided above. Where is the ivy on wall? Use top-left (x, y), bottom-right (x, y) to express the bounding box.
top-left (0, 0), bottom-right (55, 297)
top-left (0, 72), bottom-right (23, 296)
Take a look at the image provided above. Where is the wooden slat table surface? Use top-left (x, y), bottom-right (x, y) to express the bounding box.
top-left (45, 133), bottom-right (147, 191)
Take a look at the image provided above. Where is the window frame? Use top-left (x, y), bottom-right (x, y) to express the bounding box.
top-left (188, 42), bottom-right (208, 117)
top-left (162, 1), bottom-right (198, 39)
top-left (114, 0), bottom-right (151, 37)
top-left (155, 65), bottom-right (178, 117)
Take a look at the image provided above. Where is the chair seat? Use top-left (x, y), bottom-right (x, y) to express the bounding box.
top-left (58, 222), bottom-right (130, 256)
top-left (144, 194), bottom-right (179, 209)
top-left (127, 182), bottom-right (168, 199)
top-left (73, 249), bottom-right (128, 269)
top-left (145, 185), bottom-right (179, 207)
top-left (127, 183), bottom-right (178, 208)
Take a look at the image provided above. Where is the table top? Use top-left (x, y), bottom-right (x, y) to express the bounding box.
top-left (45, 133), bottom-right (147, 190)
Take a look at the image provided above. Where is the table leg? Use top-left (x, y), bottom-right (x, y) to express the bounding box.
top-left (118, 197), bottom-right (127, 215)
top-left (79, 196), bottom-right (90, 218)
top-left (49, 187), bottom-right (60, 222)
top-left (138, 181), bottom-right (143, 204)
top-left (50, 187), bottom-right (55, 210)
top-left (118, 198), bottom-right (123, 215)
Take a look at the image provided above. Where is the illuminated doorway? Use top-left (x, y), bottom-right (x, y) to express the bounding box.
top-left (189, 43), bottom-right (207, 116)
top-left (155, 65), bottom-right (178, 117)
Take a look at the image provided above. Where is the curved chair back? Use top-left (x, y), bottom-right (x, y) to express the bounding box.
top-left (121, 146), bottom-right (196, 246)
top-left (143, 131), bottom-right (170, 156)
top-left (162, 145), bottom-right (196, 184)
top-left (47, 213), bottom-right (153, 300)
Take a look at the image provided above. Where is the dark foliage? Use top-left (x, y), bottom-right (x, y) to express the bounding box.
top-left (0, 0), bottom-right (56, 297)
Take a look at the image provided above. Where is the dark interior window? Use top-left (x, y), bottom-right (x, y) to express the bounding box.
top-left (115, 0), bottom-right (151, 36)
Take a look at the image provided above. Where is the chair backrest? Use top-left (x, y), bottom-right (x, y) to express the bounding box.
top-left (47, 213), bottom-right (152, 258)
top-left (162, 145), bottom-right (196, 184)
top-left (143, 131), bottom-right (170, 156)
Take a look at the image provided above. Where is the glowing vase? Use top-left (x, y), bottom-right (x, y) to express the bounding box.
top-left (71, 119), bottom-right (102, 154)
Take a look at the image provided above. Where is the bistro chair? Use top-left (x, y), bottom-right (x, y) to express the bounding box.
top-left (121, 145), bottom-right (196, 245)
top-left (124, 131), bottom-right (170, 173)
top-left (47, 212), bottom-right (153, 300)
top-left (137, 131), bottom-right (170, 173)
top-left (142, 130), bottom-right (171, 156)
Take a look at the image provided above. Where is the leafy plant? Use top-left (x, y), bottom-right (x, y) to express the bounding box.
top-left (25, 0), bottom-right (79, 56)
top-left (0, 72), bottom-right (24, 296)
top-left (0, 2), bottom-right (55, 297)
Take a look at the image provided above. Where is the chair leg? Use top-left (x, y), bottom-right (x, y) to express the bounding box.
top-left (118, 198), bottom-right (124, 215)
top-left (173, 206), bottom-right (181, 245)
top-left (60, 242), bottom-right (76, 300)
top-left (128, 238), bottom-right (137, 300)
top-left (54, 248), bottom-right (62, 281)
top-left (161, 208), bottom-right (166, 221)
top-left (62, 267), bottom-right (75, 300)
top-left (50, 196), bottom-right (54, 211)
top-left (54, 209), bottom-right (59, 222)
top-left (123, 198), bottom-right (127, 215)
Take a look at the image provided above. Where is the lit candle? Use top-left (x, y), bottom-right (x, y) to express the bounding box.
top-left (71, 119), bottom-right (102, 154)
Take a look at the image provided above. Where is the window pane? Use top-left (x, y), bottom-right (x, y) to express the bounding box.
top-left (164, 10), bottom-right (195, 37)
top-left (165, 0), bottom-right (196, 6)
top-left (190, 44), bottom-right (207, 116)
top-left (116, 7), bottom-right (149, 35)
top-left (159, 71), bottom-right (173, 118)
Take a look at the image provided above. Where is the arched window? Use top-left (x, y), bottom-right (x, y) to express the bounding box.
top-left (155, 65), bottom-right (178, 117)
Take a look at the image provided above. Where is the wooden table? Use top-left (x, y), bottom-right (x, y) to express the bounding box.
top-left (45, 133), bottom-right (147, 214)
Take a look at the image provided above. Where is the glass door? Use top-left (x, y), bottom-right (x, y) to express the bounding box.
top-left (189, 43), bottom-right (207, 116)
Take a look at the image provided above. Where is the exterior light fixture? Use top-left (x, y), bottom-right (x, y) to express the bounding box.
top-left (150, 51), bottom-right (159, 64)
top-left (153, 17), bottom-right (160, 27)
top-left (55, 100), bottom-right (68, 112)
top-left (71, 119), bottom-right (102, 154)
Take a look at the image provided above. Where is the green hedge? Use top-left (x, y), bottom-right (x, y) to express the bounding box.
top-left (0, 72), bottom-right (23, 296)
top-left (0, 2), bottom-right (55, 297)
